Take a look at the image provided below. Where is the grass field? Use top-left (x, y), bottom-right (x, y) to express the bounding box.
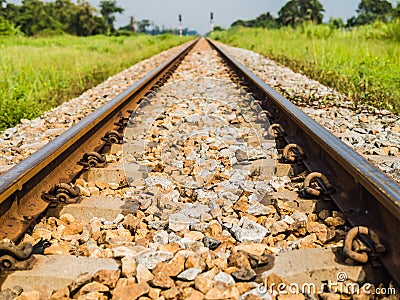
top-left (212, 21), bottom-right (400, 114)
top-left (0, 34), bottom-right (193, 131)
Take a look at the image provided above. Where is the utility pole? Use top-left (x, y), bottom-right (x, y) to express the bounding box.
top-left (178, 14), bottom-right (183, 37)
top-left (210, 12), bottom-right (214, 34)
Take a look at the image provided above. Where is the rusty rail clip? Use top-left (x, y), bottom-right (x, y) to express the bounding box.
top-left (299, 172), bottom-right (335, 198)
top-left (0, 239), bottom-right (51, 272)
top-left (343, 226), bottom-right (386, 264)
top-left (282, 143), bottom-right (306, 163)
top-left (0, 241), bottom-right (34, 271)
top-left (267, 123), bottom-right (286, 138)
top-left (79, 152), bottom-right (106, 169)
top-left (257, 111), bottom-right (272, 123)
top-left (102, 130), bottom-right (123, 144)
top-left (114, 117), bottom-right (129, 128)
top-left (42, 183), bottom-right (80, 206)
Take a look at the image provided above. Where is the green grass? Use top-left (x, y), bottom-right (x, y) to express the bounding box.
top-left (0, 34), bottom-right (194, 130)
top-left (212, 22), bottom-right (400, 113)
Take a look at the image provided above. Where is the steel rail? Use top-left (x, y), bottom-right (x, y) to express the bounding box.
top-left (0, 38), bottom-right (199, 241)
top-left (207, 38), bottom-right (400, 284)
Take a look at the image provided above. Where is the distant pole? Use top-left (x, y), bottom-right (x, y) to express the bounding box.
top-left (179, 14), bottom-right (183, 37)
top-left (210, 12), bottom-right (214, 34)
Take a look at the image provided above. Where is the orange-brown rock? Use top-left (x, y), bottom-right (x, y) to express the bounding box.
top-left (235, 282), bottom-right (258, 294)
top-left (160, 287), bottom-right (181, 299)
top-left (76, 282), bottom-right (109, 297)
top-left (44, 241), bottom-right (73, 255)
top-left (264, 273), bottom-right (288, 294)
top-left (93, 269), bottom-right (120, 289)
top-left (50, 286), bottom-right (70, 299)
top-left (121, 257), bottom-right (137, 278)
top-left (152, 253), bottom-right (185, 277)
top-left (204, 223), bottom-right (222, 238)
top-left (115, 278), bottom-right (137, 289)
top-left (233, 198), bottom-right (249, 213)
top-left (234, 242), bottom-right (267, 256)
top-left (148, 287), bottom-right (161, 299)
top-left (157, 242), bottom-right (181, 253)
top-left (306, 222), bottom-right (334, 243)
top-left (182, 288), bottom-right (205, 300)
top-left (207, 256), bottom-right (227, 270)
top-left (185, 254), bottom-right (207, 271)
top-left (223, 267), bottom-right (238, 275)
top-left (152, 272), bottom-right (174, 289)
top-left (204, 285), bottom-right (240, 300)
top-left (112, 282), bottom-right (149, 300)
top-left (228, 251), bottom-right (251, 269)
top-left (123, 213), bottom-right (144, 231)
top-left (136, 264), bottom-right (154, 283)
top-left (194, 268), bottom-right (218, 294)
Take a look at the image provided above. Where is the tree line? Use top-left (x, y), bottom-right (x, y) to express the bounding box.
top-left (0, 0), bottom-right (123, 36)
top-left (0, 0), bottom-right (196, 37)
top-left (119, 19), bottom-right (198, 36)
top-left (230, 0), bottom-right (400, 29)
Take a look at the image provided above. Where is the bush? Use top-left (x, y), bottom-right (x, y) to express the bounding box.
top-left (0, 17), bottom-right (22, 36)
top-left (212, 25), bottom-right (400, 113)
top-left (299, 22), bottom-right (335, 39)
top-left (0, 34), bottom-right (194, 130)
top-left (113, 29), bottom-right (134, 36)
top-left (382, 19), bottom-right (400, 41)
top-left (349, 20), bottom-right (400, 42)
top-left (34, 28), bottom-right (66, 37)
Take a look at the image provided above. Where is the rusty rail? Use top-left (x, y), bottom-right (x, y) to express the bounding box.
top-left (0, 38), bottom-right (199, 242)
top-left (207, 38), bottom-right (400, 284)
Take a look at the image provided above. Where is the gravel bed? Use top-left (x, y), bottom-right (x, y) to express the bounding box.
top-left (220, 44), bottom-right (400, 183)
top-left (2, 39), bottom-right (392, 300)
top-left (2, 41), bottom-right (398, 184)
top-left (0, 42), bottom-right (189, 174)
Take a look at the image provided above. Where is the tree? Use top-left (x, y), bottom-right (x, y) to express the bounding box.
top-left (99, 0), bottom-right (123, 33)
top-left (0, 0), bottom-right (6, 9)
top-left (2, 0), bottom-right (107, 36)
top-left (0, 0), bottom-right (7, 18)
top-left (51, 0), bottom-right (76, 32)
top-left (14, 0), bottom-right (62, 35)
top-left (329, 17), bottom-right (345, 28)
top-left (253, 12), bottom-right (278, 28)
top-left (394, 3), bottom-right (400, 18)
top-left (137, 19), bottom-right (150, 32)
top-left (278, 1), bottom-right (300, 26)
top-left (349, 0), bottom-right (393, 26)
top-left (0, 15), bottom-right (21, 35)
top-left (67, 0), bottom-right (106, 36)
top-left (358, 0), bottom-right (393, 16)
top-left (302, 0), bottom-right (325, 23)
top-left (231, 12), bottom-right (278, 29)
top-left (231, 19), bottom-right (247, 27)
top-left (278, 0), bottom-right (325, 26)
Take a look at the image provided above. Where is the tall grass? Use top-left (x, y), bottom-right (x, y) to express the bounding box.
top-left (212, 22), bottom-right (400, 113)
top-left (0, 34), bottom-right (193, 130)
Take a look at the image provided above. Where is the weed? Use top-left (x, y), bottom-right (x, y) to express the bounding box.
top-left (212, 23), bottom-right (400, 114)
top-left (0, 34), bottom-right (193, 130)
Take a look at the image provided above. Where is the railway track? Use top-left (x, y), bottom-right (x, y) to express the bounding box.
top-left (0, 38), bottom-right (399, 299)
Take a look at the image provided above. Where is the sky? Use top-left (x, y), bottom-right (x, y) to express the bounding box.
top-left (90, 0), bottom-right (399, 34)
top-left (7, 0), bottom-right (399, 34)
